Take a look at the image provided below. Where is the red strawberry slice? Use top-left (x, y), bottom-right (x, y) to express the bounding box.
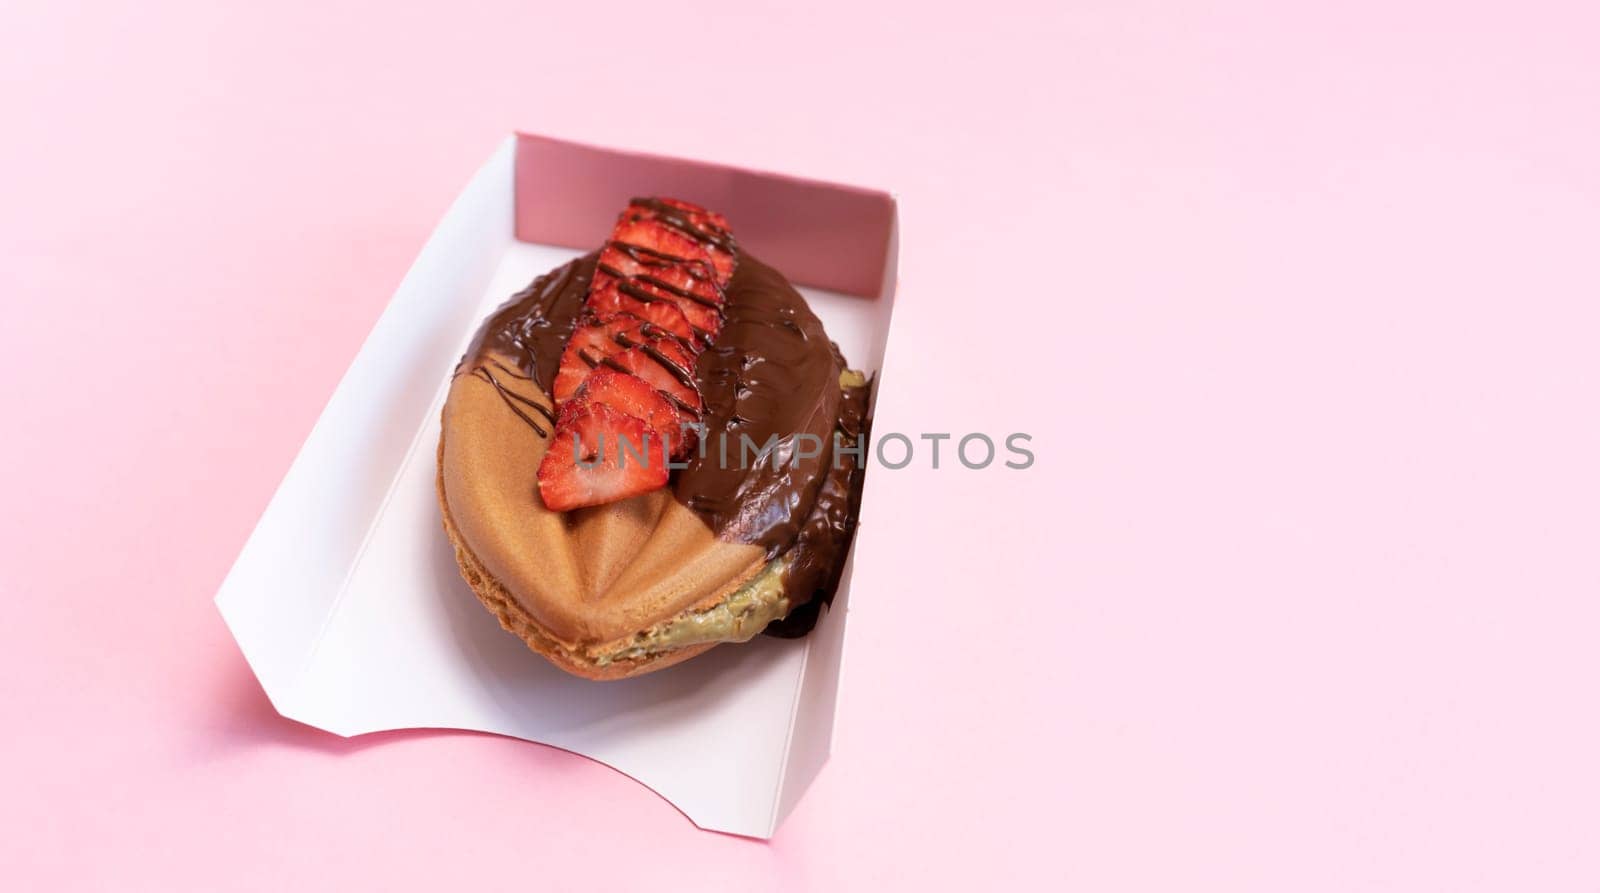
top-left (537, 400), bottom-right (669, 511)
top-left (625, 198), bottom-right (737, 285)
top-left (611, 218), bottom-right (718, 278)
top-left (600, 240), bottom-right (720, 296)
top-left (599, 241), bottom-right (723, 318)
top-left (552, 313), bottom-right (701, 405)
top-left (534, 198), bottom-right (738, 511)
top-left (586, 272), bottom-right (710, 343)
top-left (551, 312), bottom-right (642, 404)
top-left (572, 367), bottom-right (696, 456)
top-left (634, 197), bottom-right (731, 233)
top-left (589, 268), bottom-right (722, 342)
top-left (606, 335), bottom-right (702, 416)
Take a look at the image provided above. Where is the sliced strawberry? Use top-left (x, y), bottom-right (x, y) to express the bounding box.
top-left (610, 218), bottom-right (718, 278)
top-left (625, 198), bottom-right (737, 285)
top-left (599, 240), bottom-right (719, 295)
top-left (551, 312), bottom-right (703, 405)
top-left (537, 400), bottom-right (669, 511)
top-left (535, 198), bottom-right (738, 511)
top-left (606, 335), bottom-right (702, 416)
top-left (572, 367), bottom-right (696, 456)
top-left (634, 197), bottom-right (731, 234)
top-left (586, 271), bottom-right (711, 343)
top-left (551, 312), bottom-right (643, 404)
top-left (589, 266), bottom-right (722, 341)
top-left (600, 240), bottom-right (723, 314)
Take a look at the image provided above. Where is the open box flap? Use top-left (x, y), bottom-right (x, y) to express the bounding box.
top-left (215, 138), bottom-right (515, 711)
top-left (216, 135), bottom-right (898, 837)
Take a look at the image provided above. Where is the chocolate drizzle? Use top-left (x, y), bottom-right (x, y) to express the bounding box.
top-left (602, 264), bottom-right (725, 315)
top-left (627, 197), bottom-right (737, 253)
top-left (460, 253), bottom-right (597, 394)
top-left (468, 364), bottom-right (556, 436)
top-left (616, 331), bottom-right (699, 390)
top-left (601, 241), bottom-right (727, 332)
top-left (458, 249), bottom-right (870, 637)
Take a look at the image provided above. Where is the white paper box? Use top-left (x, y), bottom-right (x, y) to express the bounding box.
top-left (216, 134), bottom-right (899, 837)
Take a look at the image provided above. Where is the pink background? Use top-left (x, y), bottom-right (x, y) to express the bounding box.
top-left (3, 1), bottom-right (1598, 889)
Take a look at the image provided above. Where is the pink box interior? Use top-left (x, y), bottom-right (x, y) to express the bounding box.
top-left (514, 133), bottom-right (896, 299)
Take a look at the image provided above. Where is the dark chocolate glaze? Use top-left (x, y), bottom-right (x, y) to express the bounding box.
top-left (457, 250), bottom-right (870, 637)
top-left (675, 255), bottom-right (844, 556)
top-left (458, 253), bottom-right (597, 395)
top-left (764, 368), bottom-right (871, 637)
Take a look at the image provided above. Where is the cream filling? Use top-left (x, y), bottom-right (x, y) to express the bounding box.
top-left (593, 557), bottom-right (790, 666)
